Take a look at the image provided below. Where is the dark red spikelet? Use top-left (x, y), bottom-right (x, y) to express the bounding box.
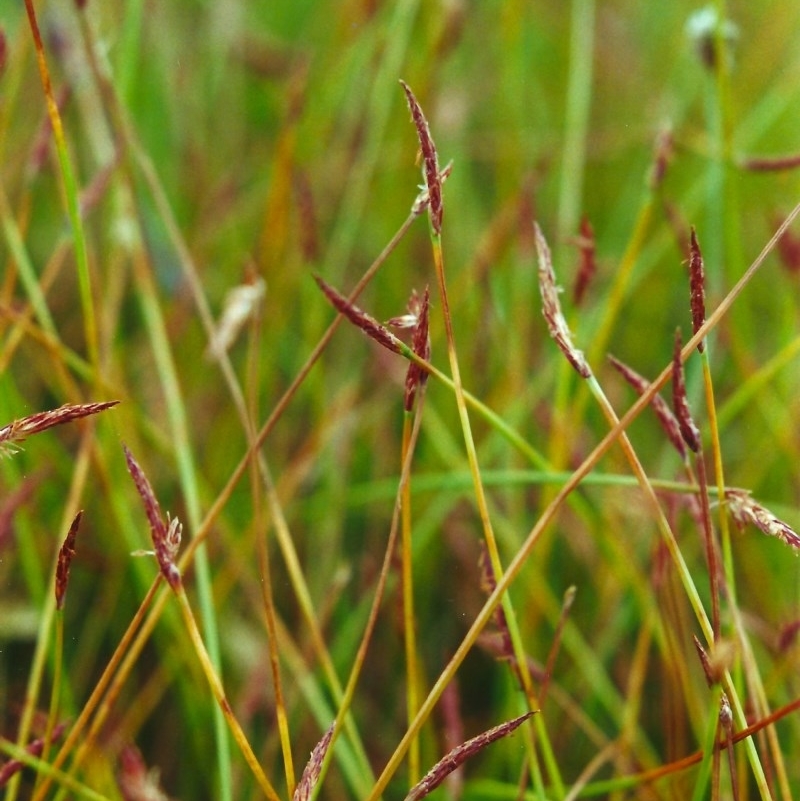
top-left (689, 227), bottom-right (706, 351)
top-left (314, 274), bottom-right (403, 356)
top-left (608, 355), bottom-right (687, 460)
top-left (400, 80), bottom-right (443, 235)
top-left (572, 216), bottom-right (596, 307)
top-left (123, 445), bottom-right (182, 589)
top-left (774, 217), bottom-right (800, 274)
top-left (404, 286), bottom-right (431, 412)
top-left (671, 330), bottom-right (701, 453)
top-left (55, 510), bottom-right (83, 610)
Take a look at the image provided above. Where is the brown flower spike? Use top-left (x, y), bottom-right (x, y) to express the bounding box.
top-left (725, 489), bottom-right (800, 551)
top-left (689, 227), bottom-right (706, 352)
top-left (671, 330), bottom-right (700, 453)
top-left (571, 216), bottom-right (597, 307)
top-left (123, 445), bottom-right (182, 589)
top-left (400, 80), bottom-right (443, 236)
top-left (55, 510), bottom-right (82, 610)
top-left (314, 274), bottom-right (404, 356)
top-left (0, 400), bottom-right (119, 456)
top-left (292, 723), bottom-right (335, 801)
top-left (535, 222), bottom-right (591, 378)
top-left (608, 355), bottom-right (687, 461)
top-left (404, 286), bottom-right (431, 412)
top-left (404, 712), bottom-right (533, 801)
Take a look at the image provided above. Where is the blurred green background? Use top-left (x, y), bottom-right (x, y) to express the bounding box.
top-left (2, 1), bottom-right (800, 799)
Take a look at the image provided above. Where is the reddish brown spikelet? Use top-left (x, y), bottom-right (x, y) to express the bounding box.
top-left (649, 126), bottom-right (674, 190)
top-left (399, 80), bottom-right (443, 235)
top-left (411, 160), bottom-right (452, 219)
top-left (123, 445), bottom-right (182, 589)
top-left (314, 274), bottom-right (403, 355)
top-left (571, 216), bottom-right (597, 307)
top-left (0, 723), bottom-right (67, 786)
top-left (404, 712), bottom-right (534, 801)
top-left (0, 29), bottom-right (6, 76)
top-left (774, 217), bottom-right (800, 274)
top-left (725, 489), bottom-right (800, 551)
top-left (55, 510), bottom-right (82, 610)
top-left (692, 635), bottom-right (736, 687)
top-left (292, 722), bottom-right (335, 801)
top-left (0, 400), bottom-right (119, 456)
top-left (440, 680), bottom-right (465, 799)
top-left (689, 227), bottom-right (706, 351)
top-left (608, 355), bottom-right (687, 460)
top-left (777, 619), bottom-right (800, 653)
top-left (740, 152), bottom-right (800, 172)
top-left (117, 744), bottom-right (170, 801)
top-left (404, 286), bottom-right (431, 412)
top-left (293, 167), bottom-right (320, 262)
top-left (535, 222), bottom-right (591, 378)
top-left (692, 635), bottom-right (716, 687)
top-left (671, 330), bottom-right (700, 452)
top-left (478, 544), bottom-right (514, 665)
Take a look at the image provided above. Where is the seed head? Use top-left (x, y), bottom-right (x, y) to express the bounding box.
top-left (55, 510), bottom-right (82, 610)
top-left (403, 286), bottom-right (431, 412)
top-left (571, 216), bottom-right (596, 307)
top-left (0, 401), bottom-right (119, 457)
top-left (404, 713), bottom-right (533, 801)
top-left (314, 274), bottom-right (403, 355)
top-left (671, 330), bottom-right (700, 452)
top-left (726, 489), bottom-right (800, 551)
top-left (535, 223), bottom-right (591, 378)
top-left (689, 228), bottom-right (706, 351)
top-left (292, 723), bottom-right (335, 801)
top-left (608, 355), bottom-right (687, 461)
top-left (400, 80), bottom-right (443, 235)
top-left (123, 445), bottom-right (182, 589)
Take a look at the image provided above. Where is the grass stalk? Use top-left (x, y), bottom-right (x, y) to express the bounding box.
top-left (0, 740), bottom-right (111, 801)
top-left (400, 409), bottom-right (422, 784)
top-left (9, 437), bottom-right (93, 801)
top-left (22, 0), bottom-right (98, 373)
top-left (172, 586), bottom-right (281, 801)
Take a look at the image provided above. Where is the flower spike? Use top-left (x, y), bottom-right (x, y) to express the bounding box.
top-left (400, 80), bottom-right (443, 235)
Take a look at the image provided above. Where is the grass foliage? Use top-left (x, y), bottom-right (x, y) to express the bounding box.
top-left (2, 1), bottom-right (800, 799)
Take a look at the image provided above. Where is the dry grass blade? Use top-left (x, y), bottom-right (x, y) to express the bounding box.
top-left (123, 445), bottom-right (182, 589)
top-left (206, 274), bottom-right (266, 359)
top-left (403, 712), bottom-right (534, 801)
top-left (55, 510), bottom-right (82, 610)
top-left (399, 80), bottom-right (442, 235)
top-left (535, 222), bottom-right (591, 378)
top-left (0, 401), bottom-right (119, 456)
top-left (292, 723), bottom-right (335, 801)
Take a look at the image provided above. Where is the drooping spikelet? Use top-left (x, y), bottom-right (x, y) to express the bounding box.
top-left (535, 222), bottom-right (591, 378)
top-left (726, 489), bottom-right (800, 551)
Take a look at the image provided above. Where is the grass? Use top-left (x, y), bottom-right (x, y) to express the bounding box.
top-left (2, 1), bottom-right (800, 799)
